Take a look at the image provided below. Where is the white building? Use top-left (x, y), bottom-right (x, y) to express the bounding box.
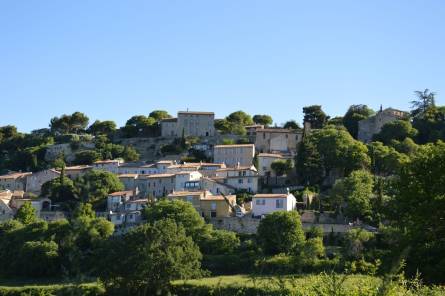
top-left (174, 171), bottom-right (202, 191)
top-left (252, 192), bottom-right (297, 217)
top-left (213, 165), bottom-right (259, 193)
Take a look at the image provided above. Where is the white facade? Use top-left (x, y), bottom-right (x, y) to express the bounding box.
top-left (174, 171), bottom-right (202, 191)
top-left (214, 166), bottom-right (259, 193)
top-left (252, 193), bottom-right (297, 216)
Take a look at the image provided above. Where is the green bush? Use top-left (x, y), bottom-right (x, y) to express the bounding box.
top-left (0, 284), bottom-right (104, 296)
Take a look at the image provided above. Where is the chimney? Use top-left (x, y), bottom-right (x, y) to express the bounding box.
top-left (286, 187), bottom-right (290, 195)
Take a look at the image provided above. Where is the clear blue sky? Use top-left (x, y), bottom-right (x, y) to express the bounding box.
top-left (1, 0), bottom-right (444, 132)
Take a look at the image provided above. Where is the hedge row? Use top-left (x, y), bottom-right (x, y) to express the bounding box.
top-left (0, 284), bottom-right (104, 296)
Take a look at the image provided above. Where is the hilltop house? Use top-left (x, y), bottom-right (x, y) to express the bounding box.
top-left (357, 107), bottom-right (408, 143)
top-left (255, 128), bottom-right (302, 154)
top-left (161, 111), bottom-right (215, 138)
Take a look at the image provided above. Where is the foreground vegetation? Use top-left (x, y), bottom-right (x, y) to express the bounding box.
top-left (1, 273), bottom-right (444, 296)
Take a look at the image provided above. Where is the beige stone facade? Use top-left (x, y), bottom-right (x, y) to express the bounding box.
top-left (255, 128), bottom-right (302, 154)
top-left (213, 144), bottom-right (255, 167)
top-left (136, 173), bottom-right (176, 198)
top-left (357, 108), bottom-right (408, 143)
top-left (168, 190), bottom-right (236, 218)
top-left (161, 111), bottom-right (215, 138)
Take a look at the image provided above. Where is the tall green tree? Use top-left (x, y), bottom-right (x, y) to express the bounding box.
top-left (15, 202), bottom-right (37, 224)
top-left (144, 199), bottom-right (211, 243)
top-left (303, 105), bottom-right (329, 129)
top-left (99, 219), bottom-right (202, 295)
top-left (411, 89), bottom-right (436, 118)
top-left (50, 112), bottom-right (89, 134)
top-left (257, 211), bottom-right (306, 255)
top-left (330, 170), bottom-right (374, 220)
top-left (75, 170), bottom-right (124, 208)
top-left (296, 126), bottom-right (370, 186)
top-left (343, 105), bottom-right (374, 138)
top-left (389, 141), bottom-right (445, 282)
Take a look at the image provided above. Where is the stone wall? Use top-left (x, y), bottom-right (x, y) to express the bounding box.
top-left (209, 216), bottom-right (352, 234)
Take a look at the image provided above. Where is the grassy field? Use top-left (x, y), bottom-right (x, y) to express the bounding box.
top-left (173, 273), bottom-right (381, 288)
top-left (172, 274), bottom-right (445, 296)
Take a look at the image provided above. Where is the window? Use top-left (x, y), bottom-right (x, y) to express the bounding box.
top-left (276, 199), bottom-right (284, 208)
top-left (210, 211), bottom-right (217, 218)
top-left (211, 202), bottom-right (217, 210)
top-left (238, 179), bottom-right (243, 184)
top-left (243, 171), bottom-right (246, 176)
top-left (256, 199), bottom-right (265, 206)
top-left (238, 171), bottom-right (242, 177)
top-left (186, 196), bottom-right (193, 202)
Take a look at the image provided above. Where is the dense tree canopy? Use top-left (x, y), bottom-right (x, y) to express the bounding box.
top-left (252, 114), bottom-right (273, 126)
top-left (296, 126), bottom-right (370, 186)
top-left (76, 170), bottom-right (124, 208)
top-left (257, 211), bottom-right (305, 255)
top-left (99, 219), bottom-right (202, 295)
top-left (330, 170), bottom-right (374, 220)
top-left (373, 120), bottom-right (417, 144)
top-left (50, 112), bottom-right (89, 134)
top-left (389, 141), bottom-right (445, 282)
top-left (122, 115), bottom-right (157, 137)
top-left (303, 105), bottom-right (329, 129)
top-left (283, 120), bottom-right (301, 130)
top-left (87, 120), bottom-right (117, 136)
top-left (343, 105), bottom-right (374, 138)
top-left (149, 110), bottom-right (172, 121)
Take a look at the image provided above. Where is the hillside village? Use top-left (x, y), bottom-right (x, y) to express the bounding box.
top-left (1, 94), bottom-right (445, 293)
top-left (0, 106), bottom-right (409, 232)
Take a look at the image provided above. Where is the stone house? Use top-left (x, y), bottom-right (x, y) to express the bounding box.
top-left (251, 192), bottom-right (297, 217)
top-left (118, 162), bottom-right (158, 175)
top-left (107, 190), bottom-right (135, 212)
top-left (92, 159), bottom-right (122, 174)
top-left (174, 171), bottom-right (202, 191)
top-left (213, 165), bottom-right (259, 193)
top-left (64, 165), bottom-right (92, 179)
top-left (255, 128), bottom-right (302, 154)
top-left (0, 190), bottom-right (14, 222)
top-left (257, 153), bottom-right (294, 177)
top-left (245, 124), bottom-right (264, 142)
top-left (25, 169), bottom-right (60, 194)
top-left (0, 172), bottom-right (31, 191)
top-left (213, 144), bottom-right (255, 167)
top-left (357, 108), bottom-right (408, 143)
top-left (168, 190), bottom-right (236, 218)
top-left (136, 173), bottom-right (176, 198)
top-left (118, 174), bottom-right (139, 191)
top-left (161, 111), bottom-right (215, 138)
